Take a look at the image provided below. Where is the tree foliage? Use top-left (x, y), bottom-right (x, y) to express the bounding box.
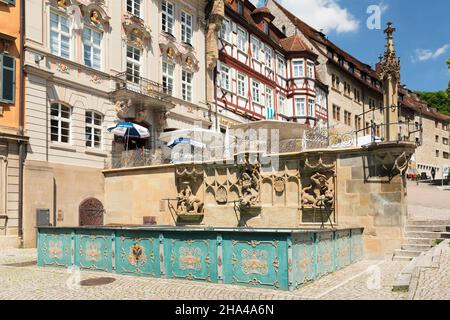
top-left (415, 60), bottom-right (450, 115)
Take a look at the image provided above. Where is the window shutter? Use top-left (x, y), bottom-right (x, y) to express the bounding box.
top-left (1, 54), bottom-right (15, 103)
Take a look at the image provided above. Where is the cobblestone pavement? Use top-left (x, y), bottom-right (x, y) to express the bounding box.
top-left (0, 249), bottom-right (408, 300)
top-left (411, 241), bottom-right (450, 300)
top-left (407, 181), bottom-right (450, 220)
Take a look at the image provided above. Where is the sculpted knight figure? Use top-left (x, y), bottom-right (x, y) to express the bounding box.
top-left (206, 0), bottom-right (225, 70)
top-left (177, 185), bottom-right (204, 214)
top-left (238, 161), bottom-right (260, 207)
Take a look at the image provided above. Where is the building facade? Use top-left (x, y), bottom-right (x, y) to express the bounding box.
top-left (267, 0), bottom-right (386, 139)
top-left (399, 87), bottom-right (450, 179)
top-left (0, 0), bottom-right (27, 248)
top-left (212, 1), bottom-right (328, 130)
top-left (22, 0), bottom-right (209, 247)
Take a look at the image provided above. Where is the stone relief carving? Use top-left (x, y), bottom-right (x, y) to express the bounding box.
top-left (301, 156), bottom-right (336, 210)
top-left (177, 183), bottom-right (204, 215)
top-left (237, 159), bottom-right (261, 208)
top-left (301, 172), bottom-right (334, 209)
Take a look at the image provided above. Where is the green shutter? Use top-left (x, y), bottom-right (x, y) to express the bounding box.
top-left (1, 53), bottom-right (15, 104)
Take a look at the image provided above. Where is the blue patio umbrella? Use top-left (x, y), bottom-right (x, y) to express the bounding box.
top-left (107, 122), bottom-right (150, 139)
top-left (167, 137), bottom-right (206, 149)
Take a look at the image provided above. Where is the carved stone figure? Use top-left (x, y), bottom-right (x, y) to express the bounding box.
top-left (238, 160), bottom-right (260, 208)
top-left (302, 172), bottom-right (334, 209)
top-left (205, 0), bottom-right (225, 70)
top-left (90, 10), bottom-right (100, 23)
top-left (177, 184), bottom-right (204, 215)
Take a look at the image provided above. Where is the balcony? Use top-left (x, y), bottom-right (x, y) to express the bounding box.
top-left (110, 72), bottom-right (175, 111)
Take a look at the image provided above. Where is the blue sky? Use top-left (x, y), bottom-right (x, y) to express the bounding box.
top-left (252, 0), bottom-right (450, 92)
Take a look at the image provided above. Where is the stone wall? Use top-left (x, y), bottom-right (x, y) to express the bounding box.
top-left (103, 143), bottom-right (415, 258)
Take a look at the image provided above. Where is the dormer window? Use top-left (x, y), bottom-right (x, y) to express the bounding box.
top-left (237, 1), bottom-right (243, 15)
top-left (263, 21), bottom-right (269, 34)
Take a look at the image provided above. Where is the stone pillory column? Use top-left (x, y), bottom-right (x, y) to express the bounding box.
top-left (377, 22), bottom-right (401, 142)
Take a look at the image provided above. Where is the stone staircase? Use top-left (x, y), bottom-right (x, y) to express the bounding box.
top-left (393, 220), bottom-right (450, 261)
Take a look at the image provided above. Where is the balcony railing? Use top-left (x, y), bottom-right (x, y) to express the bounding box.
top-left (112, 72), bottom-right (172, 102)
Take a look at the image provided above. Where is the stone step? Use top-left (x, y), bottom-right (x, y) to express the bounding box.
top-left (405, 231), bottom-right (443, 239)
top-left (401, 244), bottom-right (432, 251)
top-left (405, 225), bottom-right (447, 232)
top-left (394, 249), bottom-right (423, 258)
top-left (392, 255), bottom-right (413, 262)
top-left (407, 220), bottom-right (450, 226)
top-left (442, 232), bottom-right (450, 239)
top-left (404, 237), bottom-right (433, 245)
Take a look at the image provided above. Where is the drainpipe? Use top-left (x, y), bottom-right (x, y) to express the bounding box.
top-left (18, 0), bottom-right (26, 244)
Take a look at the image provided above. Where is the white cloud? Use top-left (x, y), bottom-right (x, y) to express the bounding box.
top-left (412, 44), bottom-right (449, 63)
top-left (277, 0), bottom-right (359, 33)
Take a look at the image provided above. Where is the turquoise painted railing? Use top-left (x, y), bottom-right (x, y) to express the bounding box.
top-left (37, 226), bottom-right (364, 291)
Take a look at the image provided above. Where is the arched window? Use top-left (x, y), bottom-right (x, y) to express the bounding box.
top-left (50, 103), bottom-right (71, 144)
top-left (85, 111), bottom-right (103, 148)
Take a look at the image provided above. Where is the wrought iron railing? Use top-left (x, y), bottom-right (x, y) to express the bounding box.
top-left (112, 72), bottom-right (172, 101)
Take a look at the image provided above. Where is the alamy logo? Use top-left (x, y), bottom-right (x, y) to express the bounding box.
top-left (367, 5), bottom-right (383, 30)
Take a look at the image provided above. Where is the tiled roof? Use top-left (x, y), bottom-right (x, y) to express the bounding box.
top-left (272, 0), bottom-right (378, 79)
top-left (400, 88), bottom-right (450, 122)
top-left (279, 35), bottom-right (313, 52)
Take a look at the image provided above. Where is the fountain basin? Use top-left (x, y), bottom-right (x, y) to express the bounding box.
top-left (37, 226), bottom-right (364, 291)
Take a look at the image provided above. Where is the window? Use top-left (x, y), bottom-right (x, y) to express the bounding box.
top-left (126, 45), bottom-right (141, 84)
top-left (332, 74), bottom-right (340, 90)
top-left (265, 87), bottom-right (273, 108)
top-left (293, 60), bottom-right (304, 78)
top-left (181, 11), bottom-right (193, 44)
top-left (251, 80), bottom-right (261, 104)
top-left (295, 98), bottom-right (306, 116)
top-left (344, 82), bottom-right (351, 96)
top-left (50, 103), bottom-right (71, 144)
top-left (308, 99), bottom-right (315, 117)
top-left (354, 88), bottom-right (361, 102)
top-left (251, 36), bottom-right (261, 61)
top-left (444, 152), bottom-right (449, 159)
top-left (443, 137), bottom-right (449, 145)
top-left (85, 111), bottom-right (102, 148)
top-left (0, 53), bottom-right (15, 103)
top-left (435, 121), bottom-right (439, 129)
top-left (127, 0), bottom-right (142, 18)
top-left (278, 95), bottom-right (287, 115)
top-left (265, 46), bottom-right (273, 69)
top-left (83, 28), bottom-right (102, 70)
top-left (237, 73), bottom-right (247, 98)
top-left (282, 25), bottom-right (287, 35)
top-left (220, 18), bottom-right (231, 43)
top-left (50, 12), bottom-right (71, 59)
top-left (368, 98), bottom-right (376, 109)
top-left (161, 0), bottom-right (174, 35)
top-left (237, 27), bottom-right (248, 52)
top-left (219, 63), bottom-right (231, 91)
top-left (355, 116), bottom-right (361, 131)
top-left (307, 61), bottom-right (314, 78)
top-left (266, 88), bottom-right (274, 119)
top-left (182, 70), bottom-right (193, 102)
top-left (436, 150), bottom-right (440, 158)
top-left (162, 61), bottom-right (174, 95)
top-left (263, 21), bottom-right (269, 34)
top-left (443, 124), bottom-right (449, 131)
top-left (277, 56), bottom-right (286, 77)
top-left (332, 105), bottom-right (340, 121)
top-left (344, 111), bottom-right (351, 126)
top-left (237, 1), bottom-right (243, 15)
top-left (435, 135), bottom-right (439, 143)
